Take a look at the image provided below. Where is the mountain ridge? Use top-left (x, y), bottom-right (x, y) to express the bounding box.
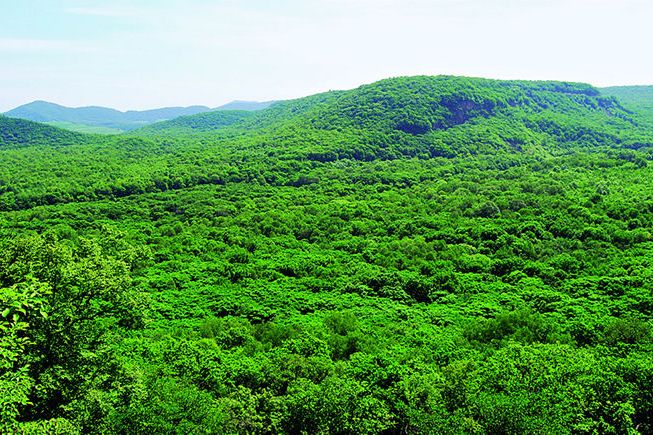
top-left (130, 76), bottom-right (648, 161)
top-left (4, 99), bottom-right (275, 132)
top-left (3, 75), bottom-right (651, 212)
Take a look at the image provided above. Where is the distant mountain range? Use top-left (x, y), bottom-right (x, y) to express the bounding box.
top-left (3, 100), bottom-right (276, 133)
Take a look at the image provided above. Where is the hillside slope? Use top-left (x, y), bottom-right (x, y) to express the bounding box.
top-left (130, 110), bottom-right (255, 136)
top-left (137, 76), bottom-right (648, 161)
top-left (602, 85), bottom-right (653, 125)
top-left (0, 115), bottom-right (90, 148)
top-left (262, 76), bottom-right (638, 159)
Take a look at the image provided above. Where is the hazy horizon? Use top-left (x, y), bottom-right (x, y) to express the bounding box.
top-left (2, 0), bottom-right (652, 112)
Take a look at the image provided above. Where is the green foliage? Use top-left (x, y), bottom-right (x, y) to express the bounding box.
top-left (1, 76), bottom-right (652, 433)
top-left (0, 115), bottom-right (90, 149)
top-left (0, 231), bottom-right (147, 431)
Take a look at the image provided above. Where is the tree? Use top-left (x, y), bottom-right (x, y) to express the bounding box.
top-left (0, 231), bottom-right (147, 430)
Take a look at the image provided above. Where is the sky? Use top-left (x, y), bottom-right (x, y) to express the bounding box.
top-left (1, 0), bottom-right (652, 112)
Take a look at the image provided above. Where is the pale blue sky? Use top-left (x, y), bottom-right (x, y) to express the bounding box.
top-left (1, 0), bottom-right (651, 111)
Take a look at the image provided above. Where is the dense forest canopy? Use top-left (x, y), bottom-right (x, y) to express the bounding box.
top-left (1, 76), bottom-right (652, 433)
top-left (0, 115), bottom-right (93, 149)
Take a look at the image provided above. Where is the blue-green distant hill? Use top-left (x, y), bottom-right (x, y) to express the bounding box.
top-left (4, 99), bottom-right (275, 133)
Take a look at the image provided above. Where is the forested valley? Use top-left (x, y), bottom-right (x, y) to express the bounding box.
top-left (1, 76), bottom-right (652, 434)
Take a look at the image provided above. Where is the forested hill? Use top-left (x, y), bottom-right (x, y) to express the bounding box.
top-left (250, 76), bottom-right (641, 157)
top-left (0, 115), bottom-right (91, 148)
top-left (2, 75), bottom-right (653, 433)
top-left (2, 76), bottom-right (653, 211)
top-left (268, 76), bottom-right (626, 133)
top-left (133, 76), bottom-right (650, 158)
